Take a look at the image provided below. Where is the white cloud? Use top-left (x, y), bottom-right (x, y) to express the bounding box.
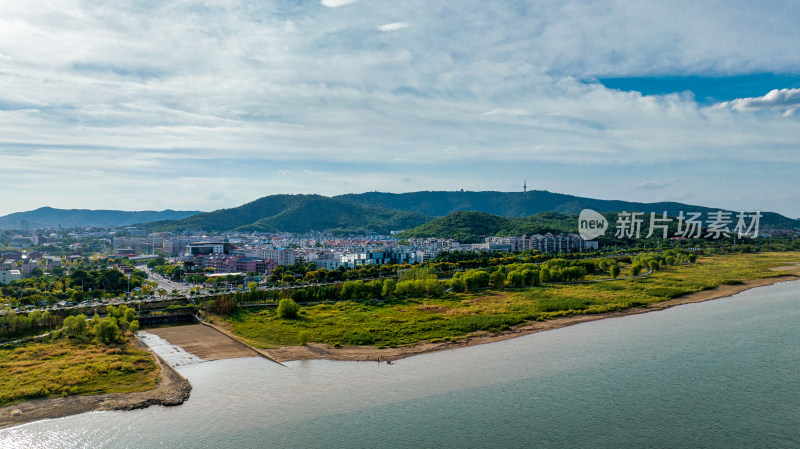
top-left (378, 22), bottom-right (409, 32)
top-left (482, 108), bottom-right (531, 116)
top-left (0, 1), bottom-right (799, 217)
top-left (321, 0), bottom-right (357, 8)
top-left (717, 88), bottom-right (800, 112)
top-left (635, 181), bottom-right (671, 190)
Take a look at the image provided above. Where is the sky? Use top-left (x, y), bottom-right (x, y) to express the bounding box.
top-left (1, 0), bottom-right (799, 219)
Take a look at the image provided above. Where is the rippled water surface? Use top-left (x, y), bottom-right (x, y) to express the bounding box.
top-left (2, 280), bottom-right (799, 448)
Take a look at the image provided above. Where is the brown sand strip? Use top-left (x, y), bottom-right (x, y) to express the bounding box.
top-left (262, 275), bottom-right (800, 363)
top-left (147, 324), bottom-right (258, 361)
top-left (196, 322), bottom-right (287, 367)
top-left (770, 263), bottom-right (800, 274)
top-left (0, 340), bottom-right (191, 430)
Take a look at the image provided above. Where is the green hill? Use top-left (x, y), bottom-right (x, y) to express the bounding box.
top-left (148, 194), bottom-right (431, 233)
top-left (0, 207), bottom-right (201, 230)
top-left (137, 190), bottom-right (798, 235)
top-left (336, 191), bottom-right (799, 229)
top-left (399, 211), bottom-right (578, 243)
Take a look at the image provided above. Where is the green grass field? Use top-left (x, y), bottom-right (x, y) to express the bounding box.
top-left (224, 252), bottom-right (800, 349)
top-left (0, 339), bottom-right (159, 407)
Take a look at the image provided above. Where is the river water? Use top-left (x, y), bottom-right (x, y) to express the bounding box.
top-left (1, 280), bottom-right (798, 448)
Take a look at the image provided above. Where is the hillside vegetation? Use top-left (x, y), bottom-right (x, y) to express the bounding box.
top-left (0, 207), bottom-right (200, 230)
top-left (148, 194), bottom-right (431, 233)
top-left (136, 190), bottom-right (799, 233)
top-left (398, 211), bottom-right (578, 243)
top-left (224, 252), bottom-right (800, 348)
top-left (337, 191), bottom-right (799, 229)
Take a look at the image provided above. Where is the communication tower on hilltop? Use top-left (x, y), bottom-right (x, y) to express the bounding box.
top-left (523, 180), bottom-right (527, 193)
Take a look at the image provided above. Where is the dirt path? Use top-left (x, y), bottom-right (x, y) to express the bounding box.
top-left (262, 274), bottom-right (800, 363)
top-left (0, 340), bottom-right (191, 430)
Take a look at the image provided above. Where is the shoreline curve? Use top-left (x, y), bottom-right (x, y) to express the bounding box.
top-left (261, 275), bottom-right (800, 363)
top-left (0, 340), bottom-right (192, 430)
top-left (2, 273), bottom-right (797, 429)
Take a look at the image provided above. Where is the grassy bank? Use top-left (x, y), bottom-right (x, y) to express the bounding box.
top-left (0, 339), bottom-right (159, 407)
top-left (222, 252), bottom-right (800, 348)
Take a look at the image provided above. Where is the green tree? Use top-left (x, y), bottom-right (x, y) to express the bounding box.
top-left (398, 266), bottom-right (437, 281)
top-left (146, 257), bottom-right (166, 268)
top-left (123, 307), bottom-right (135, 323)
top-left (277, 298), bottom-right (299, 319)
top-left (539, 267), bottom-right (551, 284)
top-left (507, 271), bottom-right (524, 287)
top-left (489, 270), bottom-right (506, 288)
top-left (449, 277), bottom-right (466, 293)
top-left (281, 274), bottom-right (295, 284)
top-left (94, 318), bottom-right (121, 344)
top-left (63, 314), bottom-right (88, 338)
top-left (118, 317), bottom-right (130, 332)
top-left (521, 269), bottom-right (535, 286)
top-left (610, 265), bottom-right (621, 278)
top-left (424, 279), bottom-right (445, 297)
top-left (382, 279), bottom-right (396, 297)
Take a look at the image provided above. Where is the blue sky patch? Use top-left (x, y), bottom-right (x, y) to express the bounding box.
top-left (596, 73), bottom-right (800, 103)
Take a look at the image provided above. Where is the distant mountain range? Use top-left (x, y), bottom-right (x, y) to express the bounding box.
top-left (145, 194), bottom-right (431, 234)
top-left (4, 191), bottom-right (798, 236)
top-left (0, 207), bottom-right (201, 230)
top-left (335, 191), bottom-right (799, 229)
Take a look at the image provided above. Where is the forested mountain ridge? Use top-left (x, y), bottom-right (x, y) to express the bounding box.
top-left (145, 194), bottom-right (431, 234)
top-left (336, 191), bottom-right (799, 229)
top-left (0, 207), bottom-right (201, 230)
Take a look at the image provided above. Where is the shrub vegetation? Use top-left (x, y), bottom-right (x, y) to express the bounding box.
top-left (222, 252), bottom-right (799, 348)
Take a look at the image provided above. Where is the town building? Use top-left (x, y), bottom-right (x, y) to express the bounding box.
top-left (164, 238), bottom-right (192, 256)
top-left (484, 234), bottom-right (598, 253)
top-left (248, 248), bottom-right (296, 266)
top-left (199, 254), bottom-right (277, 274)
top-left (0, 269), bottom-right (22, 284)
top-left (186, 240), bottom-right (230, 256)
top-left (114, 248), bottom-right (136, 257)
top-left (339, 249), bottom-right (417, 268)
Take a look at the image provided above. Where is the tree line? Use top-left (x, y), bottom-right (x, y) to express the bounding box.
top-left (0, 268), bottom-right (146, 307)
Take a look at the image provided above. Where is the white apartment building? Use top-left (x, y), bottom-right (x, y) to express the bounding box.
top-left (251, 248), bottom-right (296, 266)
top-left (0, 269), bottom-right (22, 284)
top-left (485, 234), bottom-right (598, 253)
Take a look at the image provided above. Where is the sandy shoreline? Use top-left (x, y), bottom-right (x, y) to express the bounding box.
top-left (0, 340), bottom-right (192, 430)
top-left (146, 324), bottom-right (261, 361)
top-left (261, 274), bottom-right (800, 363)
